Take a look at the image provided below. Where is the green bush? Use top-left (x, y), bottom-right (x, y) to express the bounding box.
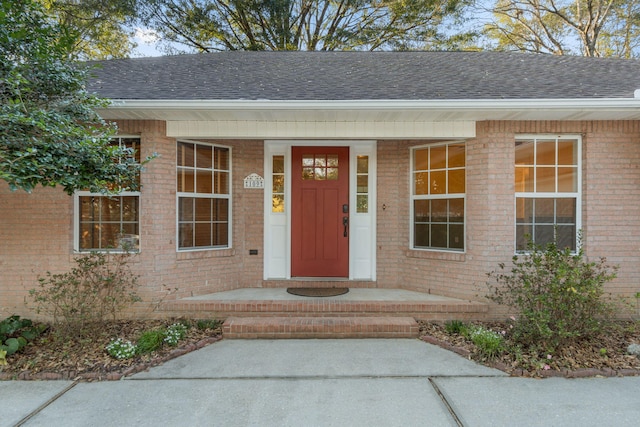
top-left (486, 238), bottom-right (618, 351)
top-left (136, 329), bottom-right (165, 354)
top-left (0, 315), bottom-right (46, 357)
top-left (444, 320), bottom-right (467, 335)
top-left (196, 319), bottom-right (222, 331)
top-left (467, 326), bottom-right (504, 358)
top-left (29, 251), bottom-right (141, 339)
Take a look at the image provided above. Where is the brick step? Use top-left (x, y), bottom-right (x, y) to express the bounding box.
top-left (222, 316), bottom-right (419, 339)
top-left (161, 299), bottom-right (487, 321)
top-left (262, 280), bottom-right (376, 288)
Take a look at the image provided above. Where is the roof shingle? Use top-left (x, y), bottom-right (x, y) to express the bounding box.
top-left (87, 51), bottom-right (640, 101)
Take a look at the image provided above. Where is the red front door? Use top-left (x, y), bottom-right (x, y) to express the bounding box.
top-left (291, 147), bottom-right (349, 277)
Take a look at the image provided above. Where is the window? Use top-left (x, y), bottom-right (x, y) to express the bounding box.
top-left (272, 155), bottom-right (285, 213)
top-left (411, 142), bottom-right (465, 251)
top-left (177, 141), bottom-right (231, 250)
top-left (356, 156), bottom-right (369, 213)
top-left (76, 137), bottom-right (140, 251)
top-left (515, 136), bottom-right (580, 251)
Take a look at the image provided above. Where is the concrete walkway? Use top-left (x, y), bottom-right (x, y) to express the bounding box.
top-left (2, 339), bottom-right (640, 426)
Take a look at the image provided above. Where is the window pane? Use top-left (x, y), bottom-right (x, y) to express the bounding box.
top-left (556, 198), bottom-right (576, 223)
top-left (449, 224), bottom-right (464, 249)
top-left (414, 200), bottom-right (430, 222)
top-left (414, 172), bottom-right (429, 195)
top-left (302, 155), bottom-right (314, 167)
top-left (177, 169), bottom-right (194, 192)
top-left (448, 144), bottom-right (465, 168)
top-left (430, 145), bottom-right (446, 169)
top-left (195, 198), bottom-right (211, 221)
top-left (515, 166), bottom-right (534, 192)
top-left (431, 224), bottom-right (447, 248)
top-left (557, 225), bottom-right (576, 251)
top-left (326, 168), bottom-right (338, 180)
top-left (414, 149), bottom-right (428, 170)
top-left (315, 167), bottom-right (326, 180)
top-left (414, 224), bottom-right (430, 247)
top-left (356, 195), bottom-right (368, 213)
top-left (273, 195), bottom-right (285, 212)
top-left (179, 224), bottom-right (193, 248)
top-left (431, 199), bottom-right (447, 222)
top-left (327, 155), bottom-right (338, 167)
top-left (534, 198), bottom-right (554, 223)
top-left (558, 141), bottom-right (577, 165)
top-left (213, 223), bottom-right (229, 246)
top-left (449, 199), bottom-right (464, 222)
top-left (357, 175), bottom-right (368, 193)
top-left (213, 199), bottom-right (228, 222)
top-left (214, 147), bottom-right (229, 170)
top-left (536, 225), bottom-right (555, 247)
top-left (536, 140), bottom-right (556, 165)
top-left (536, 167), bottom-right (556, 192)
top-left (179, 197), bottom-right (194, 221)
top-left (215, 171), bottom-right (229, 194)
top-left (302, 167), bottom-right (314, 180)
top-left (430, 170), bottom-right (446, 194)
top-left (177, 142), bottom-right (194, 167)
top-left (273, 175), bottom-right (285, 193)
top-left (515, 197), bottom-right (533, 224)
top-left (273, 156), bottom-right (284, 173)
top-left (557, 167), bottom-right (577, 192)
top-left (196, 145), bottom-right (213, 169)
top-left (516, 224), bottom-right (532, 251)
top-left (448, 169), bottom-right (465, 194)
top-left (357, 156), bottom-right (369, 173)
top-left (515, 140), bottom-right (534, 165)
top-left (80, 196), bottom-right (98, 221)
top-left (196, 170), bottom-right (213, 193)
top-left (121, 197), bottom-right (138, 222)
top-left (194, 223), bottom-right (211, 247)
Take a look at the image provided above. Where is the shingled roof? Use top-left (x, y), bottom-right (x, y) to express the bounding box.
top-left (88, 51), bottom-right (640, 101)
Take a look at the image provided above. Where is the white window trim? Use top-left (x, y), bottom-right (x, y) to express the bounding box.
top-left (73, 136), bottom-right (141, 253)
top-left (410, 141), bottom-right (467, 253)
top-left (514, 134), bottom-right (582, 252)
top-left (175, 139), bottom-right (233, 252)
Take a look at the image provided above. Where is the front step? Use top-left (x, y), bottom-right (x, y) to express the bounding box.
top-left (223, 316), bottom-right (419, 339)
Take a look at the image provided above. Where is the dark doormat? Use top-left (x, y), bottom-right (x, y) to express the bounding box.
top-left (286, 287), bottom-right (349, 297)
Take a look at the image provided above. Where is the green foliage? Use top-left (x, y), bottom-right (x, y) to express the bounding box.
top-left (486, 238), bottom-right (618, 351)
top-left (39, 0), bottom-right (139, 60)
top-left (105, 337), bottom-right (137, 359)
top-left (466, 325), bottom-right (504, 359)
top-left (163, 322), bottom-right (188, 346)
top-left (139, 0), bottom-right (474, 52)
top-left (29, 251), bottom-right (142, 339)
top-left (444, 319), bottom-right (467, 335)
top-left (0, 315), bottom-right (45, 357)
top-left (0, 0), bottom-right (153, 195)
top-left (196, 319), bottom-right (222, 331)
top-left (136, 329), bottom-right (165, 354)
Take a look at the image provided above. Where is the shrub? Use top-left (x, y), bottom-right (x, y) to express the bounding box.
top-left (444, 320), bottom-right (467, 335)
top-left (106, 338), bottom-right (137, 360)
top-left (0, 315), bottom-right (46, 359)
top-left (163, 323), bottom-right (188, 346)
top-left (486, 238), bottom-right (618, 351)
top-left (467, 326), bottom-right (504, 358)
top-left (29, 251), bottom-right (142, 339)
top-left (196, 319), bottom-right (222, 331)
top-left (136, 329), bottom-right (165, 354)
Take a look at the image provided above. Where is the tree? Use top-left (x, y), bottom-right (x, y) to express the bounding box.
top-left (485, 0), bottom-right (640, 57)
top-left (39, 0), bottom-right (139, 60)
top-left (138, 0), bottom-right (474, 52)
top-left (0, 0), bottom-right (149, 195)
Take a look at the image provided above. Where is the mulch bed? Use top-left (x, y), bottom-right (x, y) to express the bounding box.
top-left (418, 320), bottom-right (640, 378)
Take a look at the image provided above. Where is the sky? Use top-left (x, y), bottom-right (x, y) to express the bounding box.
top-left (131, 27), bottom-right (165, 57)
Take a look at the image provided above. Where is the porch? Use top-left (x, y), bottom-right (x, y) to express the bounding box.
top-left (159, 287), bottom-right (488, 339)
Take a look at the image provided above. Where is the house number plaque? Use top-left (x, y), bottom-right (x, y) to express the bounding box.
top-left (243, 173), bottom-right (264, 189)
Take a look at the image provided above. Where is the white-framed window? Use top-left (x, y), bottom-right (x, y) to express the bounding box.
top-left (411, 142), bottom-right (466, 251)
top-left (75, 137), bottom-right (141, 251)
top-left (177, 140), bottom-right (231, 250)
top-left (515, 135), bottom-right (581, 252)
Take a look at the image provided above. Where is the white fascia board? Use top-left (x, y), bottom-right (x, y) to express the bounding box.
top-left (103, 98), bottom-right (640, 111)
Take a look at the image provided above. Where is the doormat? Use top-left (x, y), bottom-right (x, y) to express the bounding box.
top-left (286, 287), bottom-right (349, 297)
